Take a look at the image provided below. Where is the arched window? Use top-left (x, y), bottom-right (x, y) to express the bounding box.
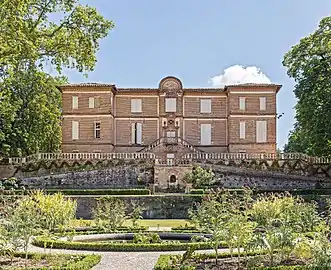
top-left (170, 175), bottom-right (176, 183)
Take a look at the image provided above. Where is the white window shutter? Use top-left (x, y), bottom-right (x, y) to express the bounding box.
top-left (72, 121), bottom-right (79, 140)
top-left (131, 99), bottom-right (142, 113)
top-left (260, 97), bottom-right (266, 111)
top-left (165, 98), bottom-right (176, 112)
top-left (131, 123), bottom-right (136, 143)
top-left (256, 121), bottom-right (267, 143)
top-left (200, 99), bottom-right (211, 113)
top-left (239, 97), bottom-right (245, 110)
top-left (240, 121), bottom-right (246, 139)
top-left (200, 124), bottom-right (211, 145)
top-left (72, 96), bottom-right (78, 109)
top-left (136, 123), bottom-right (142, 144)
top-left (89, 97), bottom-right (95, 108)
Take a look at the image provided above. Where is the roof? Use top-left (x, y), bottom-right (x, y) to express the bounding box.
top-left (57, 82), bottom-right (282, 93)
top-left (57, 83), bottom-right (116, 88)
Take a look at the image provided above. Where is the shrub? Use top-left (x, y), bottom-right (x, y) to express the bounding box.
top-left (12, 252), bottom-right (101, 269)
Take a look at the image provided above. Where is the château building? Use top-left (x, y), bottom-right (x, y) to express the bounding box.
top-left (58, 76), bottom-right (281, 160)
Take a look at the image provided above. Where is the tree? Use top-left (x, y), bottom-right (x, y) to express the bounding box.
top-left (283, 16), bottom-right (331, 157)
top-left (130, 202), bottom-right (144, 228)
top-left (183, 166), bottom-right (215, 188)
top-left (189, 188), bottom-right (254, 264)
top-left (93, 197), bottom-right (126, 231)
top-left (0, 0), bottom-right (114, 156)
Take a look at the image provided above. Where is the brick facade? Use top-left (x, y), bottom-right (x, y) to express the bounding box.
top-left (58, 77), bottom-right (281, 156)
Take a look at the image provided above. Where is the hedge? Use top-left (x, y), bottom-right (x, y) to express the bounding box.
top-left (2, 188), bottom-right (150, 196)
top-left (154, 251), bottom-right (310, 270)
top-left (33, 237), bottom-right (226, 252)
top-left (11, 252), bottom-right (101, 270)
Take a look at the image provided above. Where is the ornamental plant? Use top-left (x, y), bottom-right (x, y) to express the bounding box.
top-left (93, 196), bottom-right (126, 231)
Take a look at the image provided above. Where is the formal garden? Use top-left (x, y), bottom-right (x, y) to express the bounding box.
top-left (1, 171), bottom-right (331, 269)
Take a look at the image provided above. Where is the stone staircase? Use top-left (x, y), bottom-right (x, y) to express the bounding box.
top-left (138, 137), bottom-right (203, 154)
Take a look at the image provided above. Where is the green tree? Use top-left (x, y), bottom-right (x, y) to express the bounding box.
top-left (93, 197), bottom-right (126, 231)
top-left (283, 16), bottom-right (331, 157)
top-left (183, 166), bottom-right (215, 188)
top-left (0, 0), bottom-right (114, 156)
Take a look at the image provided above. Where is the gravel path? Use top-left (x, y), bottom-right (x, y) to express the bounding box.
top-left (28, 243), bottom-right (230, 270)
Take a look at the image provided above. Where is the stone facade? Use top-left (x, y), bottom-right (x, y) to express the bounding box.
top-left (59, 76), bottom-right (282, 158)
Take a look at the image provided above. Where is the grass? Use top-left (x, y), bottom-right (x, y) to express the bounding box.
top-left (68, 219), bottom-right (191, 228)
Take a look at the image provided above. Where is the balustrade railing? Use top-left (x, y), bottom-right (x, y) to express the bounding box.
top-left (8, 152), bottom-right (156, 165)
top-left (6, 151), bottom-right (330, 165)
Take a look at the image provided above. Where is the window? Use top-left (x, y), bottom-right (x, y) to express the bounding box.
top-left (165, 98), bottom-right (176, 112)
top-left (131, 99), bottom-right (142, 113)
top-left (94, 122), bottom-right (101, 139)
top-left (256, 120), bottom-right (267, 143)
top-left (200, 124), bottom-right (211, 145)
top-left (200, 99), bottom-right (211, 113)
top-left (260, 97), bottom-right (266, 111)
top-left (240, 121), bottom-right (246, 139)
top-left (131, 122), bottom-right (142, 144)
top-left (72, 96), bottom-right (78, 109)
top-left (72, 121), bottom-right (79, 140)
top-left (239, 97), bottom-right (246, 110)
top-left (89, 97), bottom-right (95, 108)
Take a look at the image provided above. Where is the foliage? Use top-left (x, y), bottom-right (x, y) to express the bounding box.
top-left (93, 196), bottom-right (126, 231)
top-left (0, 0), bottom-right (114, 156)
top-left (283, 16), bottom-right (331, 157)
top-left (182, 166), bottom-right (215, 187)
top-left (29, 191), bottom-right (77, 231)
top-left (0, 191), bottom-right (76, 258)
top-left (130, 202), bottom-right (144, 228)
top-left (0, 177), bottom-right (26, 191)
top-left (133, 233), bottom-right (161, 244)
top-left (189, 188), bottom-right (254, 264)
top-left (0, 252), bottom-right (101, 270)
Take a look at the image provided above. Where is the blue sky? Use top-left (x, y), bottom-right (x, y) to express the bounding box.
top-left (61, 0), bottom-right (331, 149)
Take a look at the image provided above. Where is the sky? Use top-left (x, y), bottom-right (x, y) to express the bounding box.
top-left (59, 0), bottom-right (331, 150)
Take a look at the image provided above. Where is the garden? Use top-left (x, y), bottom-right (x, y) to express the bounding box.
top-left (2, 173), bottom-right (331, 269)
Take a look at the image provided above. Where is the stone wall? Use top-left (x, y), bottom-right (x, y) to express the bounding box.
top-left (73, 195), bottom-right (201, 219)
top-left (20, 165), bottom-right (154, 189)
top-left (199, 163), bottom-right (331, 190)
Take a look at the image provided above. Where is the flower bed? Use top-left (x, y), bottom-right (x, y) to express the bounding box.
top-left (0, 252), bottom-right (101, 270)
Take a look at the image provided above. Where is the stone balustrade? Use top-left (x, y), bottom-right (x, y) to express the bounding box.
top-left (6, 151), bottom-right (330, 165)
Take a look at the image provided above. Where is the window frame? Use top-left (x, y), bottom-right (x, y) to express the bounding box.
top-left (131, 99), bottom-right (142, 113)
top-left (200, 99), bottom-right (212, 113)
top-left (165, 98), bottom-right (177, 113)
top-left (94, 121), bottom-right (101, 139)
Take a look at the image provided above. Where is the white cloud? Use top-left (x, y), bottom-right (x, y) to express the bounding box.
top-left (209, 65), bottom-right (271, 87)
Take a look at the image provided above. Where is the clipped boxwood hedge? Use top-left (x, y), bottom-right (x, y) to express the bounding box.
top-left (33, 237), bottom-right (226, 252)
top-left (2, 188), bottom-right (150, 196)
top-left (11, 252), bottom-right (101, 270)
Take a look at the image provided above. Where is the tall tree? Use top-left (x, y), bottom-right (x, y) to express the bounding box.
top-left (0, 0), bottom-right (114, 156)
top-left (283, 17), bottom-right (331, 157)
